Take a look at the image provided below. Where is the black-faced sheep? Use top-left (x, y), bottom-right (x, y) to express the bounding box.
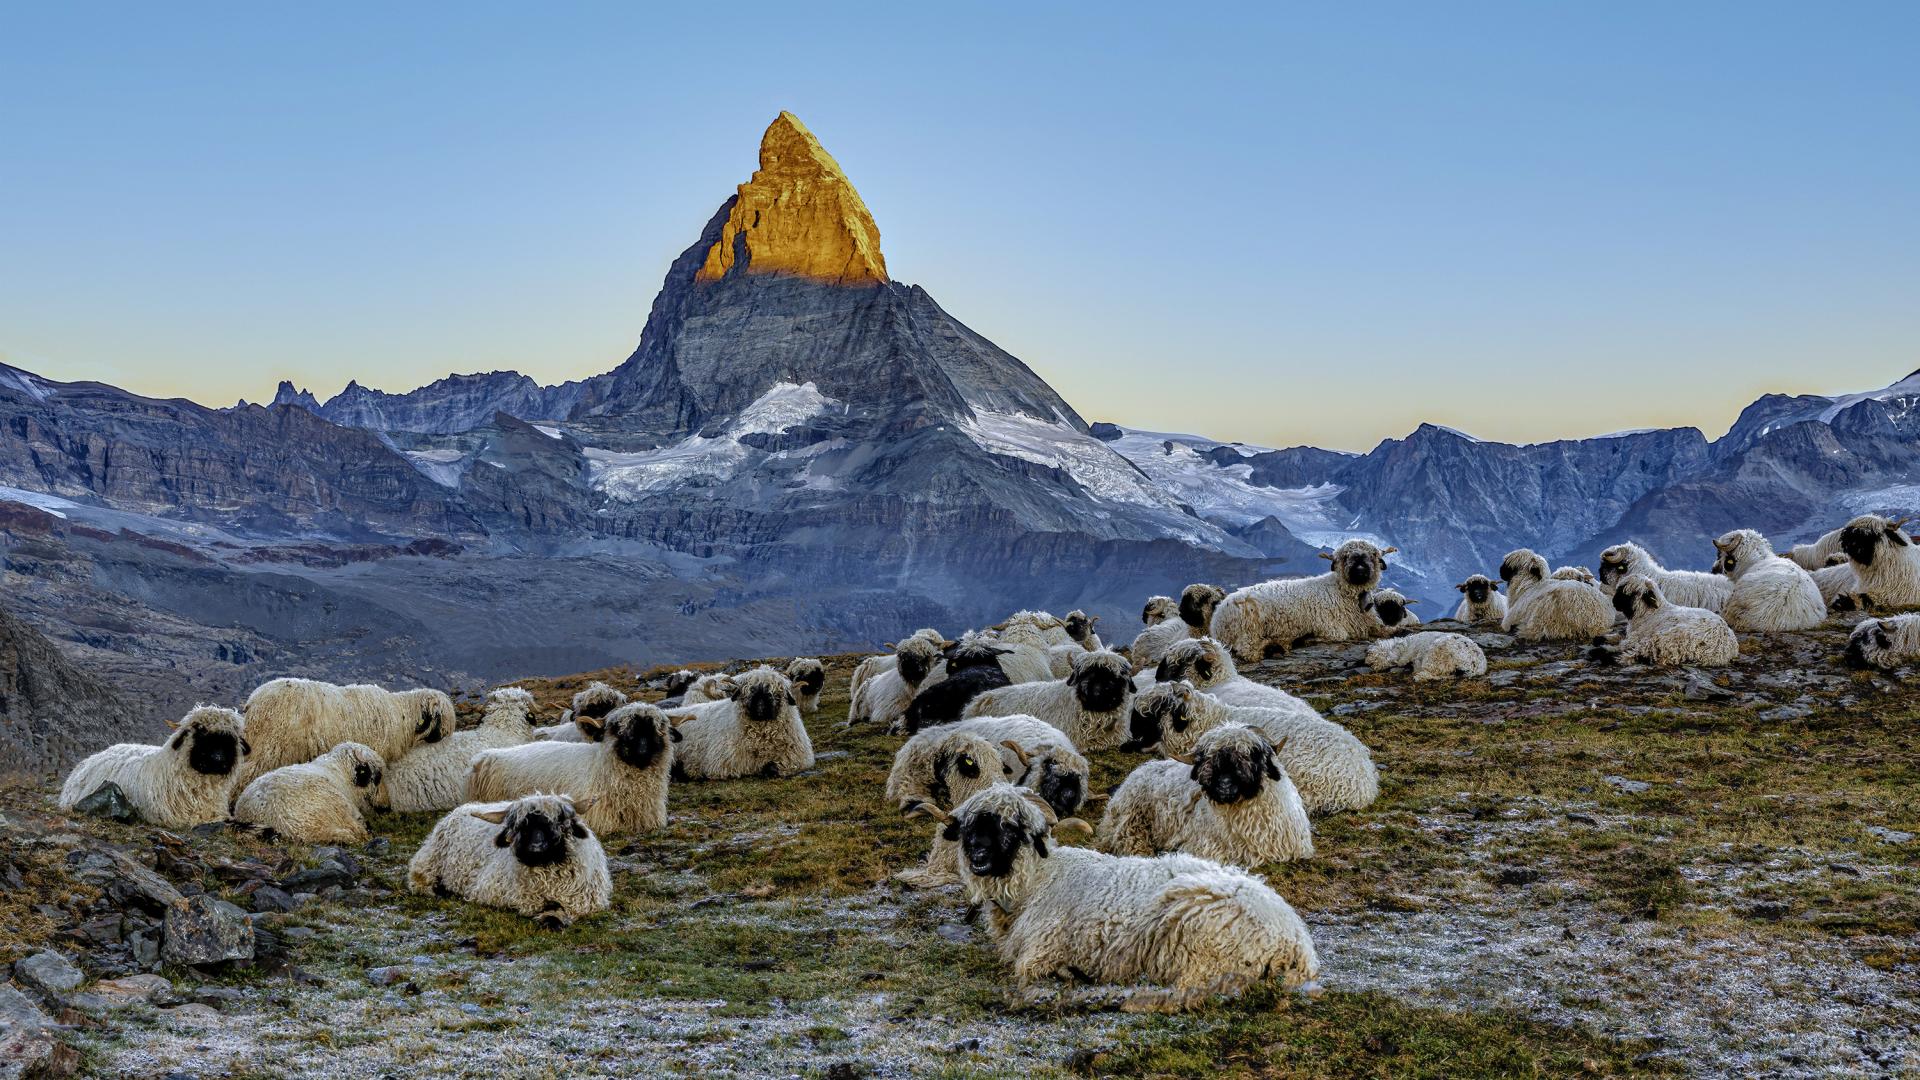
top-left (1785, 527), bottom-right (1846, 572)
top-left (1361, 587), bottom-right (1421, 631)
top-left (236, 678), bottom-right (454, 789)
top-left (1836, 514), bottom-right (1920, 610)
top-left (890, 715), bottom-right (1090, 820)
top-left (1046, 610), bottom-right (1106, 676)
top-left (850, 634), bottom-right (945, 731)
top-left (666, 667), bottom-right (814, 780)
top-left (1365, 632), bottom-right (1487, 681)
top-left (533, 682), bottom-right (628, 742)
top-left (1127, 584), bottom-right (1225, 666)
top-left (385, 687), bottom-right (541, 813)
top-left (1096, 723), bottom-right (1313, 866)
top-left (1150, 637), bottom-right (1307, 711)
top-left (1123, 681), bottom-right (1377, 814)
top-left (1592, 574), bottom-right (1739, 667)
top-left (232, 741), bottom-right (386, 843)
top-left (1452, 575), bottom-right (1508, 625)
top-left (1498, 549), bottom-right (1615, 641)
top-left (1844, 613), bottom-right (1920, 671)
top-left (962, 649), bottom-right (1135, 750)
top-left (1713, 529), bottom-right (1827, 632)
top-left (1210, 540), bottom-right (1392, 661)
top-left (406, 793), bottom-right (610, 926)
top-left (785, 658), bottom-right (827, 714)
top-left (886, 728), bottom-right (1021, 888)
top-left (1140, 595), bottom-right (1178, 626)
top-left (1597, 541), bottom-right (1732, 612)
top-left (59, 705), bottom-right (251, 828)
top-left (900, 635), bottom-right (1023, 733)
top-left (467, 703), bottom-right (676, 835)
top-left (848, 628), bottom-right (947, 703)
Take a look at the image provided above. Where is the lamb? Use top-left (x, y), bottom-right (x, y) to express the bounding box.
top-left (59, 705), bottom-right (251, 828)
top-left (232, 742), bottom-right (387, 843)
top-left (467, 703), bottom-right (676, 835)
top-left (890, 714), bottom-right (1091, 819)
top-left (962, 650), bottom-right (1135, 750)
top-left (1097, 724), bottom-right (1312, 867)
top-left (385, 687), bottom-right (541, 813)
top-left (1712, 530), bottom-right (1828, 632)
top-left (533, 682), bottom-right (627, 742)
top-left (1046, 610), bottom-right (1106, 677)
top-left (1597, 541), bottom-right (1733, 612)
top-left (1362, 587), bottom-right (1421, 631)
top-left (1785, 527), bottom-right (1846, 571)
top-left (407, 793), bottom-right (610, 925)
top-left (237, 677), bottom-right (454, 789)
top-left (1452, 575), bottom-right (1508, 625)
top-left (1127, 584), bottom-right (1225, 667)
top-left (1835, 514), bottom-right (1920, 610)
top-left (682, 673), bottom-right (738, 705)
top-left (848, 628), bottom-right (946, 703)
top-left (1123, 681), bottom-right (1377, 814)
top-left (785, 658), bottom-right (827, 714)
top-left (849, 634), bottom-right (944, 731)
top-left (1591, 574), bottom-right (1739, 667)
top-left (1140, 595), bottom-right (1178, 626)
top-left (1365, 632), bottom-right (1487, 681)
top-left (1844, 614), bottom-right (1920, 671)
top-left (1498, 549), bottom-right (1616, 642)
top-left (1210, 540), bottom-right (1392, 661)
top-left (1151, 637), bottom-right (1312, 712)
top-left (927, 785), bottom-right (1320, 1009)
top-left (665, 666), bottom-right (814, 780)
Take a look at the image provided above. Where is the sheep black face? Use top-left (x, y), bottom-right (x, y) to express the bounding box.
top-left (661, 670), bottom-right (698, 697)
top-left (897, 641), bottom-right (941, 685)
top-left (1841, 517), bottom-right (1910, 568)
top-left (1029, 757), bottom-right (1083, 818)
top-left (1596, 546), bottom-right (1631, 586)
top-left (576, 696), bottom-right (620, 722)
top-left (1369, 594), bottom-right (1413, 627)
top-left (943, 809), bottom-right (1041, 878)
top-left (1845, 620), bottom-right (1895, 671)
top-left (177, 725), bottom-right (243, 777)
top-left (1156, 640), bottom-right (1224, 687)
top-left (609, 708), bottom-right (672, 770)
top-left (730, 669), bottom-right (794, 724)
top-left (416, 704), bottom-right (447, 744)
top-left (1499, 551), bottom-right (1544, 585)
top-left (352, 761), bottom-right (379, 789)
top-left (1064, 610), bottom-right (1099, 644)
top-left (1178, 584), bottom-right (1224, 629)
top-left (1457, 576), bottom-right (1495, 603)
top-left (942, 640), bottom-right (1010, 674)
top-left (1068, 653), bottom-right (1133, 714)
top-left (1189, 731), bottom-right (1278, 806)
top-left (482, 799), bottom-right (589, 869)
top-left (787, 662), bottom-right (826, 696)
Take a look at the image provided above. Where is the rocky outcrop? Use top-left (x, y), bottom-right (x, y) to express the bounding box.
top-left (274, 372), bottom-right (595, 435)
top-left (695, 112), bottom-right (887, 287)
top-left (0, 601), bottom-right (130, 776)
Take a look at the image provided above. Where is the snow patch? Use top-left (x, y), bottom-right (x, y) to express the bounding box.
top-left (533, 425), bottom-right (566, 440)
top-left (955, 409), bottom-right (1181, 510)
top-left (0, 485), bottom-right (75, 518)
top-left (403, 449), bottom-right (469, 488)
top-left (1, 369), bottom-right (52, 402)
top-left (1815, 371), bottom-right (1920, 424)
top-left (590, 382), bottom-right (835, 499)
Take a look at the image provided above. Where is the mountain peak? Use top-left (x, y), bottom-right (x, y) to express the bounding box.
top-left (695, 112), bottom-right (888, 286)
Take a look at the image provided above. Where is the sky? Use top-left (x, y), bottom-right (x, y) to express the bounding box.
top-left (2, 3), bottom-right (1916, 452)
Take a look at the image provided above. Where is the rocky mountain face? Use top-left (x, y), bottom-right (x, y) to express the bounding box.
top-left (0, 599), bottom-right (129, 776)
top-left (270, 372), bottom-right (593, 435)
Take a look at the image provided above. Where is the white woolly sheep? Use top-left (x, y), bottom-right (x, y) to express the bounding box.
top-left (1210, 540), bottom-right (1392, 662)
top-left (237, 678), bottom-right (454, 789)
top-left (889, 714), bottom-right (1091, 821)
top-left (1361, 587), bottom-right (1421, 631)
top-left (682, 673), bottom-right (738, 705)
top-left (1785, 527), bottom-right (1846, 571)
top-left (467, 703), bottom-right (676, 835)
top-left (1141, 595), bottom-right (1178, 626)
top-left (1365, 632), bottom-right (1487, 681)
top-left (1097, 723), bottom-right (1313, 867)
top-left (1452, 575), bottom-right (1508, 625)
top-left (1551, 565), bottom-right (1597, 585)
top-left (1836, 514), bottom-right (1920, 610)
top-left (1713, 530), bottom-right (1828, 632)
top-left (1597, 541), bottom-right (1732, 612)
top-left (1127, 584), bottom-right (1226, 667)
top-left (1811, 556), bottom-right (1861, 607)
top-left (979, 622), bottom-right (1062, 685)
top-left (1498, 549), bottom-right (1616, 642)
top-left (887, 728), bottom-right (1021, 889)
top-left (385, 687), bottom-right (541, 813)
top-left (1845, 613), bottom-right (1920, 671)
top-left (533, 682), bottom-right (628, 742)
top-left (407, 793), bottom-right (610, 925)
top-left (1593, 574), bottom-right (1739, 667)
top-left (929, 785), bottom-right (1319, 1009)
top-left (233, 741), bottom-right (386, 842)
top-left (785, 658), bottom-right (827, 714)
top-left (59, 705), bottom-right (251, 828)
top-left (997, 610), bottom-right (1076, 649)
top-left (1149, 637), bottom-right (1311, 712)
top-left (1046, 612), bottom-right (1107, 677)
top-left (848, 628), bottom-right (946, 702)
top-left (848, 635), bottom-right (945, 730)
top-left (1124, 681), bottom-right (1377, 814)
top-left (962, 650), bottom-right (1135, 750)
top-left (666, 666), bottom-right (814, 780)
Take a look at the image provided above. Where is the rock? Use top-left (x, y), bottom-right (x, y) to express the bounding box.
top-left (0, 983), bottom-right (73, 1078)
top-left (1759, 704), bottom-right (1813, 721)
top-left (1865, 826), bottom-right (1914, 845)
top-left (71, 783), bottom-right (135, 823)
top-left (366, 967), bottom-right (408, 987)
top-left (13, 952), bottom-right (83, 998)
top-left (1683, 672), bottom-right (1733, 701)
top-left (310, 847), bottom-right (362, 878)
top-left (89, 974), bottom-right (171, 1007)
top-left (1492, 866), bottom-right (1542, 886)
top-left (278, 866), bottom-right (351, 894)
top-left (281, 927), bottom-right (316, 942)
top-left (695, 112), bottom-right (886, 287)
top-left (99, 850), bottom-right (185, 913)
top-left (1746, 900), bottom-right (1791, 921)
top-left (823, 1064), bottom-right (869, 1080)
top-left (127, 931), bottom-right (161, 968)
top-left (189, 987), bottom-right (242, 1008)
top-left (74, 915), bottom-right (123, 945)
top-left (162, 895), bottom-right (254, 966)
top-left (249, 886), bottom-right (298, 914)
top-left (1604, 775), bottom-right (1651, 795)
top-left (934, 924), bottom-right (971, 944)
top-left (159, 1003), bottom-right (221, 1029)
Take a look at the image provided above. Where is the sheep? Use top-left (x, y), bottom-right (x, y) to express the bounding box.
top-left (1811, 555), bottom-right (1862, 607)
top-left (657, 669), bottom-right (699, 696)
top-left (467, 703), bottom-right (676, 835)
top-left (926, 784), bottom-right (1320, 1009)
top-left (979, 621), bottom-right (1061, 685)
top-left (1550, 565), bottom-right (1597, 585)
top-left (665, 666), bottom-right (814, 780)
top-left (1127, 584), bottom-right (1225, 667)
top-left (1361, 587), bottom-right (1421, 631)
top-left (1835, 514), bottom-right (1920, 610)
top-left (900, 635), bottom-right (1021, 733)
top-left (848, 628), bottom-right (947, 702)
top-left (1046, 611), bottom-right (1106, 677)
top-left (1712, 530), bottom-right (1828, 632)
top-left (1210, 540), bottom-right (1392, 661)
top-left (785, 658), bottom-right (827, 714)
top-left (1141, 595), bottom-right (1178, 626)
top-left (997, 609), bottom-right (1078, 648)
top-left (59, 705), bottom-right (251, 828)
top-left (1097, 724), bottom-right (1312, 866)
top-left (236, 678), bottom-right (454, 789)
top-left (1498, 549), bottom-right (1616, 642)
top-left (406, 793), bottom-right (610, 925)
top-left (1785, 526), bottom-right (1846, 571)
top-left (682, 673), bottom-right (738, 706)
top-left (1590, 574), bottom-right (1739, 667)
top-left (887, 728), bottom-right (1021, 888)
top-left (849, 634), bottom-right (945, 731)
top-left (962, 649), bottom-right (1135, 750)
top-left (232, 742), bottom-right (387, 843)
top-left (533, 682), bottom-right (627, 742)
top-left (1452, 575), bottom-right (1508, 625)
top-left (1597, 541), bottom-right (1733, 612)
top-left (1365, 632), bottom-right (1487, 681)
top-left (385, 687), bottom-right (541, 813)
top-left (1151, 637), bottom-right (1311, 712)
top-left (1123, 681), bottom-right (1378, 814)
top-left (1844, 614), bottom-right (1920, 671)
top-left (890, 714), bottom-right (1091, 820)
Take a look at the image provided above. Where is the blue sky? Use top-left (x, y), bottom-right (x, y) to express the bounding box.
top-left (2, 2), bottom-right (1915, 450)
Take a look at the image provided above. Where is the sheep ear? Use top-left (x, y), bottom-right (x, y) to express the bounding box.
top-left (1266, 755), bottom-right (1283, 781)
top-left (1876, 627), bottom-right (1892, 650)
top-left (1456, 583), bottom-right (1469, 592)
top-left (940, 818), bottom-right (962, 842)
top-left (239, 737), bottom-right (252, 756)
top-left (784, 688), bottom-right (797, 707)
top-left (1031, 834), bottom-right (1048, 858)
top-left (1643, 593), bottom-right (1659, 610)
top-left (1888, 524), bottom-right (1911, 546)
top-left (1188, 759), bottom-right (1204, 783)
top-left (1381, 546), bottom-right (1398, 555)
top-left (668, 727), bottom-right (683, 743)
top-left (1404, 598), bottom-right (1419, 605)
top-left (1317, 551), bottom-right (1334, 561)
top-left (169, 728), bottom-right (190, 750)
top-left (472, 809), bottom-right (510, 825)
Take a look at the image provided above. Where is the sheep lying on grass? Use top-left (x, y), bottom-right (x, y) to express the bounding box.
top-left (533, 682), bottom-right (627, 742)
top-left (1140, 596), bottom-right (1178, 626)
top-left (1714, 530), bottom-right (1827, 632)
top-left (682, 673), bottom-right (738, 706)
top-left (667, 667), bottom-right (814, 780)
top-left (890, 715), bottom-right (1090, 820)
top-left (1365, 632), bottom-right (1487, 681)
top-left (60, 705), bottom-right (250, 828)
top-left (928, 784), bottom-right (1320, 1011)
top-left (1097, 723), bottom-right (1313, 866)
top-left (1811, 555), bottom-right (1861, 607)
top-left (1598, 541), bottom-right (1732, 612)
top-left (900, 634), bottom-right (1035, 733)
top-left (1591, 574), bottom-right (1739, 667)
top-left (887, 728), bottom-right (1019, 888)
top-left (849, 628), bottom-right (946, 703)
top-left (1499, 549), bottom-right (1615, 642)
top-left (850, 635), bottom-right (944, 731)
top-left (385, 688), bottom-right (540, 813)
top-left (1836, 514), bottom-right (1920, 610)
top-left (1124, 681), bottom-right (1377, 814)
top-left (962, 649), bottom-right (1135, 750)
top-left (1127, 584), bottom-right (1224, 667)
top-left (232, 742), bottom-right (386, 843)
top-left (1844, 614), bottom-right (1920, 670)
top-left (407, 793), bottom-right (610, 926)
top-left (785, 658), bottom-right (827, 714)
top-left (1151, 638), bottom-right (1304, 712)
top-left (237, 678), bottom-right (453, 789)
top-left (467, 703), bottom-right (675, 835)
top-left (1047, 611), bottom-right (1106, 676)
top-left (1210, 541), bottom-right (1391, 661)
top-left (1452, 575), bottom-right (1507, 625)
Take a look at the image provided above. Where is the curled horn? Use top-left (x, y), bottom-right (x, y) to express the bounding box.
top-left (1712, 535), bottom-right (1736, 551)
top-left (904, 801), bottom-right (952, 823)
top-left (1317, 551), bottom-right (1334, 561)
top-left (999, 739), bottom-right (1032, 769)
top-left (1082, 792), bottom-right (1109, 804)
top-left (1891, 516), bottom-right (1912, 530)
top-left (1016, 788), bottom-right (1059, 826)
top-left (1054, 817), bottom-right (1094, 836)
top-left (1166, 751), bottom-right (1195, 766)
top-left (1381, 546), bottom-right (1398, 555)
